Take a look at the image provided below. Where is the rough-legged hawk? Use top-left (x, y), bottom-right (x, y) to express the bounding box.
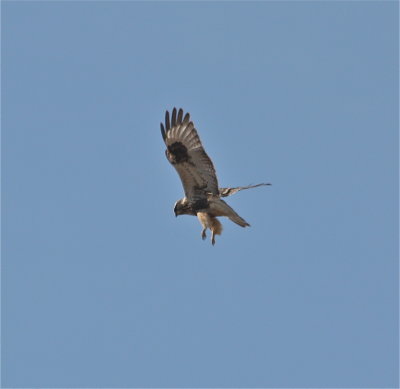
top-left (160, 108), bottom-right (270, 245)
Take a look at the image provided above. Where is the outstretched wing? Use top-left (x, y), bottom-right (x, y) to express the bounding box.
top-left (219, 183), bottom-right (271, 197)
top-left (160, 108), bottom-right (219, 200)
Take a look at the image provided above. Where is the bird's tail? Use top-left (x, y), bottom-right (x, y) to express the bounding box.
top-left (210, 198), bottom-right (250, 228)
top-left (228, 212), bottom-right (250, 228)
top-left (219, 183), bottom-right (271, 197)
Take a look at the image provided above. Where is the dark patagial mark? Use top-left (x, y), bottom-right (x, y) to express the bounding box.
top-left (168, 141), bottom-right (189, 164)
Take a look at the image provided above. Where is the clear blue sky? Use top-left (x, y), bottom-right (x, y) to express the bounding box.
top-left (2, 1), bottom-right (398, 387)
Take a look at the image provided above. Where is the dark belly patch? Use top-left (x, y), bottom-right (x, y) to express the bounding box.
top-left (191, 198), bottom-right (209, 212)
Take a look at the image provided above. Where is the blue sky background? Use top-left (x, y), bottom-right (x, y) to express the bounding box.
top-left (2, 1), bottom-right (398, 387)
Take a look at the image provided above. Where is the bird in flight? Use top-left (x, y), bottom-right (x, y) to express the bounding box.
top-left (160, 108), bottom-right (270, 245)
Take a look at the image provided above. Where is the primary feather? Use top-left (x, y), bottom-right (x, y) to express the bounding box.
top-left (219, 183), bottom-right (271, 197)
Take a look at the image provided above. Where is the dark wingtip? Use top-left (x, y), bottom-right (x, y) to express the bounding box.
top-left (183, 112), bottom-right (190, 123)
top-left (164, 107), bottom-right (190, 131)
top-left (165, 110), bottom-right (170, 130)
top-left (160, 123), bottom-right (166, 141)
top-left (177, 108), bottom-right (183, 124)
top-left (171, 107), bottom-right (177, 127)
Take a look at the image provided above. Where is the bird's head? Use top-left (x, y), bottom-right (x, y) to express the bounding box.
top-left (174, 199), bottom-right (184, 217)
top-left (174, 198), bottom-right (192, 217)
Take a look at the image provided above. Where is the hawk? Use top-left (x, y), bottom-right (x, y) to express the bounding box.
top-left (160, 108), bottom-right (270, 245)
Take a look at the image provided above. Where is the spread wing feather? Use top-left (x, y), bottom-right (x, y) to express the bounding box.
top-left (219, 183), bottom-right (271, 197)
top-left (161, 108), bottom-right (219, 200)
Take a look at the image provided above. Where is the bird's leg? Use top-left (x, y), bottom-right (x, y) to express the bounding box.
top-left (201, 228), bottom-right (207, 240)
top-left (211, 231), bottom-right (216, 245)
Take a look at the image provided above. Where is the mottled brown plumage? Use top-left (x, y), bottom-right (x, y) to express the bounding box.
top-left (161, 108), bottom-right (270, 245)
